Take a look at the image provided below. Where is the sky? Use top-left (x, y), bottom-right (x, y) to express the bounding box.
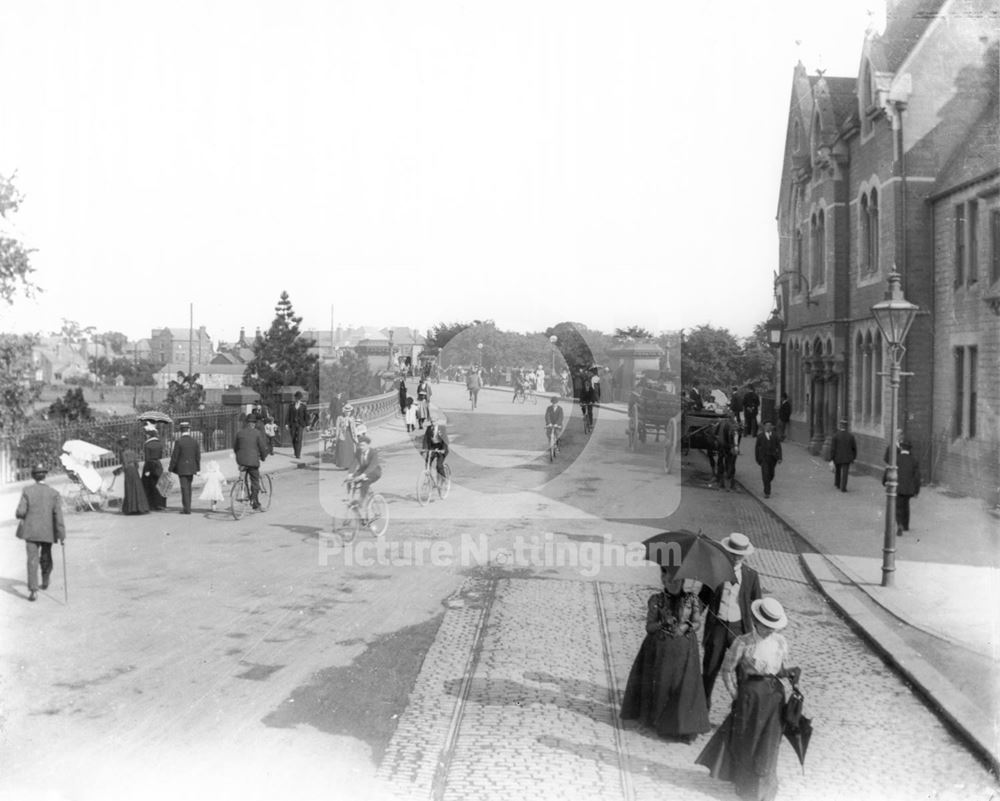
top-left (0, 0), bottom-right (884, 346)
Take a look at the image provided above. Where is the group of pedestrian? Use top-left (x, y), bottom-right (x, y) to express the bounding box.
top-left (621, 532), bottom-right (802, 801)
top-left (729, 384), bottom-right (761, 439)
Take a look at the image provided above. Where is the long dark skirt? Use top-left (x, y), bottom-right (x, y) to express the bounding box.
top-left (334, 436), bottom-right (356, 470)
top-left (695, 675), bottom-right (785, 801)
top-left (121, 465), bottom-right (150, 515)
top-left (620, 631), bottom-right (710, 737)
top-left (142, 461), bottom-right (166, 510)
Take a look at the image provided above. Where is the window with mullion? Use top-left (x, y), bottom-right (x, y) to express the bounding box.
top-left (955, 205), bottom-right (966, 287)
top-left (968, 200), bottom-right (979, 285)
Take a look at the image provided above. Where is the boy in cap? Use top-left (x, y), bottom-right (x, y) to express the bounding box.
top-left (15, 464), bottom-right (66, 601)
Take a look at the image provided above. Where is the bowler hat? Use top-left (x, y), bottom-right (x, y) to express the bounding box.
top-left (30, 463), bottom-right (48, 478)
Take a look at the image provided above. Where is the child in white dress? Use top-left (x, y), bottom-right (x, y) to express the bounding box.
top-left (404, 397), bottom-right (417, 432)
top-left (199, 460), bottom-right (227, 511)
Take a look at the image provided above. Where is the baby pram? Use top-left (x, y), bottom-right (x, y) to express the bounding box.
top-left (59, 440), bottom-right (116, 512)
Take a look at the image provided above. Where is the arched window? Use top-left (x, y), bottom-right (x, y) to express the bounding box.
top-left (863, 332), bottom-right (874, 420)
top-left (795, 228), bottom-right (803, 279)
top-left (869, 189), bottom-right (879, 273)
top-left (860, 194), bottom-right (871, 271)
top-left (874, 331), bottom-right (883, 420)
top-left (854, 333), bottom-right (864, 419)
top-left (816, 210), bottom-right (826, 286)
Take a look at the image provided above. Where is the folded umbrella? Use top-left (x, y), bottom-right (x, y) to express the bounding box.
top-left (783, 686), bottom-right (813, 773)
top-left (641, 530), bottom-right (736, 588)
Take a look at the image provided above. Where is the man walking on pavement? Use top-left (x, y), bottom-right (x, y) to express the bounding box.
top-left (698, 533), bottom-right (761, 710)
top-left (168, 421), bottom-right (201, 514)
top-left (777, 392), bottom-right (791, 441)
top-left (754, 420), bottom-right (782, 498)
top-left (15, 463), bottom-right (66, 602)
top-left (288, 391), bottom-right (309, 459)
top-left (234, 414), bottom-right (270, 511)
top-left (830, 418), bottom-right (858, 492)
top-left (742, 383), bottom-right (760, 438)
top-left (890, 440), bottom-right (921, 537)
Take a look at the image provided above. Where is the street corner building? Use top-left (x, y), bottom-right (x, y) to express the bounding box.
top-left (771, 0), bottom-right (999, 504)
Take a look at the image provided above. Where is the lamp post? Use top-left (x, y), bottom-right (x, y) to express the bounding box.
top-left (765, 308), bottom-right (785, 416)
top-left (549, 335), bottom-right (558, 376)
top-left (477, 342), bottom-right (483, 368)
top-left (871, 271), bottom-right (919, 587)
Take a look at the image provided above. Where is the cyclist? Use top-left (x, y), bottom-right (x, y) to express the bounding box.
top-left (579, 378), bottom-right (596, 429)
top-left (511, 372), bottom-right (525, 403)
top-left (234, 414), bottom-right (269, 510)
top-left (544, 395), bottom-right (564, 450)
top-left (421, 420), bottom-right (450, 483)
top-left (346, 435), bottom-right (382, 512)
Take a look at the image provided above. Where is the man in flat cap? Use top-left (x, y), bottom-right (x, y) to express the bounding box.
top-left (15, 463), bottom-right (66, 602)
top-left (169, 421), bottom-right (201, 514)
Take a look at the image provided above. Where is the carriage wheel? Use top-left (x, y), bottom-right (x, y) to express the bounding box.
top-left (664, 417), bottom-right (678, 474)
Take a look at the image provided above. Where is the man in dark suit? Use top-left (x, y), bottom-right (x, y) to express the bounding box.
top-left (544, 396), bottom-right (564, 449)
top-left (699, 533), bottom-right (762, 710)
top-left (288, 391), bottom-right (310, 458)
top-left (892, 441), bottom-right (921, 537)
top-left (754, 420), bottom-right (782, 498)
top-left (15, 463), bottom-right (66, 601)
top-left (742, 384), bottom-right (760, 438)
top-left (347, 435), bottom-right (382, 511)
top-left (168, 421), bottom-right (201, 514)
top-left (234, 415), bottom-right (269, 511)
top-left (830, 418), bottom-right (858, 492)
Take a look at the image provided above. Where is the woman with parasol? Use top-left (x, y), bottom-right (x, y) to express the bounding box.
top-left (141, 423), bottom-right (167, 510)
top-left (695, 596), bottom-right (801, 801)
top-left (619, 564), bottom-right (710, 742)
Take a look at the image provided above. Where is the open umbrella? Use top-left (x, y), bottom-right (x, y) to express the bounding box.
top-left (641, 530), bottom-right (736, 588)
top-left (61, 440), bottom-right (113, 464)
top-left (783, 686), bottom-right (813, 772)
top-left (138, 410), bottom-right (174, 425)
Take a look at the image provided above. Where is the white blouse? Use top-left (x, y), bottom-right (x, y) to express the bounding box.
top-left (721, 630), bottom-right (789, 697)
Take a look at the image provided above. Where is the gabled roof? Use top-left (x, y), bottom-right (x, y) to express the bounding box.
top-left (383, 326), bottom-right (425, 345)
top-left (877, 0), bottom-right (949, 73)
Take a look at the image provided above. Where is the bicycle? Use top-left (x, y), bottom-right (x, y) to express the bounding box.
top-left (230, 466), bottom-right (272, 520)
top-left (545, 423), bottom-right (561, 462)
top-left (581, 402), bottom-right (594, 435)
top-left (417, 449), bottom-right (452, 505)
top-left (512, 385), bottom-right (526, 404)
top-left (333, 477), bottom-right (389, 542)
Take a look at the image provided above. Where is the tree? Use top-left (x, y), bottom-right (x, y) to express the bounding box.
top-left (164, 371), bottom-right (206, 412)
top-left (614, 325), bottom-right (654, 341)
top-left (681, 325), bottom-right (742, 390)
top-left (97, 330), bottom-right (129, 355)
top-left (48, 387), bottom-right (92, 423)
top-left (53, 318), bottom-right (96, 345)
top-left (319, 349), bottom-right (376, 402)
top-left (244, 292), bottom-right (319, 401)
top-left (423, 321), bottom-right (475, 359)
top-left (0, 334), bottom-right (40, 434)
top-left (0, 173), bottom-right (38, 305)
top-left (737, 321), bottom-right (777, 395)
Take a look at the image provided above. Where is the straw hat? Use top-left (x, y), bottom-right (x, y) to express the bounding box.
top-left (751, 597), bottom-right (788, 630)
top-left (720, 532), bottom-right (755, 556)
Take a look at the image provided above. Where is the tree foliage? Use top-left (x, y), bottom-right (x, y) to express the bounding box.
top-left (681, 325), bottom-right (742, 390)
top-left (737, 321), bottom-right (777, 395)
top-left (319, 349), bottom-right (377, 402)
top-left (88, 355), bottom-right (158, 386)
top-left (244, 292), bottom-right (319, 401)
top-left (614, 325), bottom-right (654, 341)
top-left (48, 387), bottom-right (92, 423)
top-left (0, 173), bottom-right (38, 305)
top-left (164, 371), bottom-right (206, 412)
top-left (0, 334), bottom-right (40, 434)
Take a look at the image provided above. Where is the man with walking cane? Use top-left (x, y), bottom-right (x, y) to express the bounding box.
top-left (15, 463), bottom-right (66, 602)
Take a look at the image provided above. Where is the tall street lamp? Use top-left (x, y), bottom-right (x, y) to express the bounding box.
top-left (477, 342), bottom-right (483, 368)
top-left (871, 271), bottom-right (919, 588)
top-left (765, 308), bottom-right (785, 415)
top-left (549, 335), bottom-right (558, 377)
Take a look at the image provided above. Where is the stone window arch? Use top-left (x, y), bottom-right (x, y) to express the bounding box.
top-left (854, 333), bottom-right (865, 419)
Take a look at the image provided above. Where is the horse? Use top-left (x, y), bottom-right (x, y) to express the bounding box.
top-left (708, 414), bottom-right (743, 490)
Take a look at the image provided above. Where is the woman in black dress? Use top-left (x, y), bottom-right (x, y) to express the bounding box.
top-left (620, 567), bottom-right (710, 741)
top-left (115, 436), bottom-right (150, 515)
top-left (695, 596), bottom-right (801, 801)
top-left (141, 424), bottom-right (166, 510)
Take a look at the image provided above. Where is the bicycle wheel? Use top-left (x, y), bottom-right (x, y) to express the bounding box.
top-left (258, 473), bottom-right (273, 511)
top-left (416, 471), bottom-right (433, 506)
top-left (230, 477), bottom-right (250, 520)
top-left (437, 464), bottom-right (452, 499)
top-left (367, 494), bottom-right (389, 537)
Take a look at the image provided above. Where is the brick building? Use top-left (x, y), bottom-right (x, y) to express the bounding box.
top-left (149, 326), bottom-right (215, 367)
top-left (773, 0), bottom-right (998, 502)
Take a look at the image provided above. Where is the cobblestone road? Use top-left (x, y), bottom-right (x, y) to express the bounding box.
top-left (378, 482), bottom-right (1000, 801)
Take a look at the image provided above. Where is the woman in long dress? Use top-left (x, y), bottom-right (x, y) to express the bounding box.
top-left (115, 437), bottom-right (150, 515)
top-left (334, 404), bottom-right (358, 470)
top-left (620, 568), bottom-right (710, 741)
top-left (695, 596), bottom-right (801, 801)
top-left (141, 424), bottom-right (167, 510)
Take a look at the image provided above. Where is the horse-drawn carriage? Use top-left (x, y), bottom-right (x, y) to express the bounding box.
top-left (681, 404), bottom-right (743, 489)
top-left (626, 385), bottom-right (682, 473)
